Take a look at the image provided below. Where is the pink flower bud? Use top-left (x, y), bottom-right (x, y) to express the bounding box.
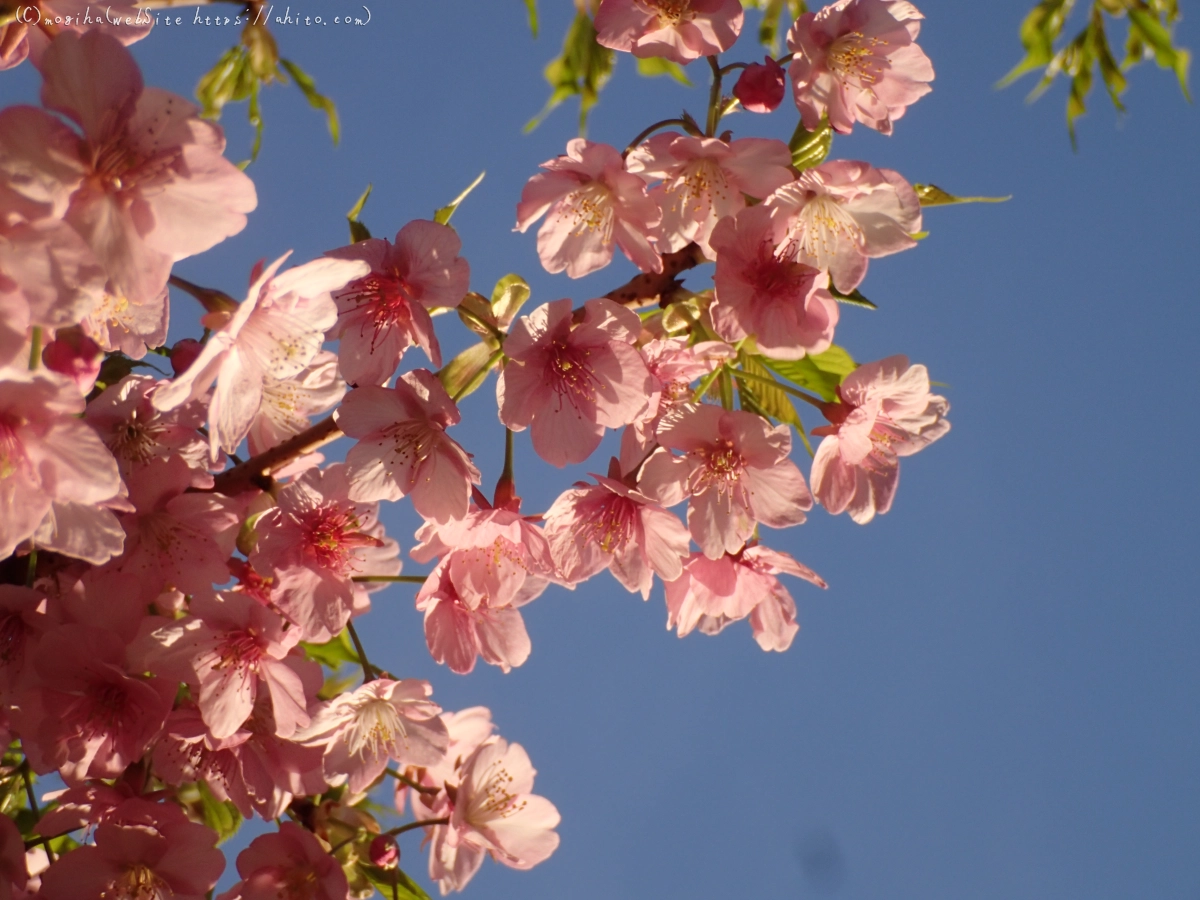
top-left (734, 57), bottom-right (786, 113)
top-left (170, 338), bottom-right (204, 376)
top-left (41, 327), bottom-right (102, 394)
top-left (369, 833), bottom-right (399, 868)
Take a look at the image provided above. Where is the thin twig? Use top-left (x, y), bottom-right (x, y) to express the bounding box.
top-left (346, 622), bottom-right (376, 683)
top-left (385, 768), bottom-right (442, 795)
top-left (208, 414), bottom-right (342, 495)
top-left (352, 575), bottom-right (428, 584)
top-left (385, 817), bottom-right (450, 838)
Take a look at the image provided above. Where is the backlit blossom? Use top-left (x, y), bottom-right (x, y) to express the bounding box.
top-left (252, 463), bottom-right (400, 643)
top-left (787, 0), bottom-right (934, 135)
top-left (810, 354), bottom-right (949, 523)
top-left (0, 366), bottom-right (121, 558)
top-left (218, 823), bottom-right (347, 900)
top-left (338, 369), bottom-right (480, 523)
top-left (710, 204), bottom-right (839, 359)
top-left (664, 544), bottom-right (826, 651)
top-left (639, 404), bottom-right (812, 559)
top-left (543, 471), bottom-right (691, 598)
top-left (247, 350), bottom-right (345, 457)
top-left (0, 31), bottom-right (255, 310)
top-left (765, 159), bottom-right (922, 293)
top-left (595, 0), bottom-right (744, 65)
top-left (515, 139), bottom-right (662, 278)
top-left (39, 798), bottom-right (223, 900)
top-left (626, 133), bottom-right (793, 256)
top-left (426, 738), bottom-right (560, 894)
top-left (296, 679), bottom-right (449, 793)
top-left (152, 253), bottom-right (365, 456)
top-left (327, 219), bottom-right (470, 386)
top-left (498, 298), bottom-right (653, 467)
top-left (0, 1), bottom-right (151, 73)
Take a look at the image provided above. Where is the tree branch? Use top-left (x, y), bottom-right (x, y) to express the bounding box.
top-left (209, 414), bottom-right (342, 495)
top-left (604, 243), bottom-right (707, 308)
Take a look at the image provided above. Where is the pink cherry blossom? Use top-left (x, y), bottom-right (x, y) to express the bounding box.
top-left (498, 298), bottom-right (653, 467)
top-left (0, 366), bottom-right (121, 558)
top-left (296, 679), bottom-right (449, 793)
top-left (810, 354), bottom-right (949, 523)
top-left (664, 544), bottom-right (826, 651)
top-left (252, 463), bottom-right (401, 643)
top-left (15, 623), bottom-right (175, 784)
top-left (29, 491), bottom-right (130, 566)
top-left (80, 281), bottom-right (169, 359)
top-left (639, 404), bottom-right (812, 559)
top-left (787, 0), bottom-right (934, 135)
top-left (39, 798), bottom-right (223, 900)
top-left (734, 56), bottom-right (787, 113)
top-left (338, 369), bottom-right (481, 523)
top-left (709, 204), bottom-right (839, 360)
top-left (626, 133), bottom-right (793, 256)
top-left (515, 139), bottom-right (662, 278)
top-left (0, 31), bottom-right (255, 311)
top-left (404, 706), bottom-right (496, 803)
top-left (0, 1), bottom-right (151, 73)
top-left (247, 350), bottom-right (345, 457)
top-left (106, 456), bottom-right (241, 604)
top-left (426, 738), bottom-right (560, 894)
top-left (0, 814), bottom-right (25, 900)
top-left (146, 591), bottom-right (316, 740)
top-left (327, 219), bottom-right (470, 386)
top-left (543, 471), bottom-right (691, 598)
top-left (416, 557), bottom-right (535, 676)
top-left (85, 374), bottom-right (212, 484)
top-left (594, 0), bottom-right (745, 65)
top-left (765, 159), bottom-right (922, 293)
top-left (33, 782), bottom-right (132, 840)
top-left (0, 585), bottom-right (53, 705)
top-left (411, 505), bottom-right (558, 612)
top-left (152, 252), bottom-right (365, 456)
top-left (218, 823), bottom-right (347, 900)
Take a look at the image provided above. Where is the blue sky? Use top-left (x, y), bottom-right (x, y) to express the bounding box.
top-left (5, 1), bottom-right (1199, 897)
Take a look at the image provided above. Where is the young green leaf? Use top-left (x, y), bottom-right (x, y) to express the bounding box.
top-left (526, 12), bottom-right (615, 133)
top-left (437, 342), bottom-right (500, 401)
top-left (434, 171), bottom-right (486, 226)
top-left (763, 345), bottom-right (856, 402)
top-left (788, 119), bottom-right (833, 170)
top-left (346, 183), bottom-right (373, 243)
top-left (736, 354), bottom-right (803, 428)
top-left (523, 0), bottom-right (538, 37)
top-left (636, 56), bottom-right (692, 86)
top-left (491, 274), bottom-right (532, 322)
top-left (828, 286), bottom-right (877, 309)
top-left (913, 184), bottom-right (1011, 206)
top-left (279, 58), bottom-right (340, 145)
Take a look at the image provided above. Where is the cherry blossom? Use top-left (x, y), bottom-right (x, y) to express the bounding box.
top-left (0, 1), bottom-right (151, 73)
top-left (765, 159), bottom-right (922, 293)
top-left (498, 298), bottom-right (653, 467)
top-left (218, 823), bottom-right (347, 900)
top-left (426, 738), bottom-right (561, 894)
top-left (639, 404), bottom-right (812, 559)
top-left (626, 133), bottom-right (793, 256)
top-left (327, 219), bottom-right (470, 386)
top-left (543, 470), bottom-right (691, 598)
top-left (594, 0), bottom-right (745, 65)
top-left (39, 798), bottom-right (223, 900)
top-left (296, 678), bottom-right (449, 793)
top-left (338, 368), bottom-right (481, 523)
top-left (251, 463), bottom-right (400, 643)
top-left (0, 31), bottom-right (255, 311)
top-left (810, 354), bottom-right (949, 523)
top-left (709, 204), bottom-right (839, 359)
top-left (787, 0), bottom-right (934, 135)
top-left (0, 366), bottom-right (121, 559)
top-left (0, 585), bottom-right (53, 704)
top-left (665, 545), bottom-right (826, 650)
top-left (152, 252), bottom-right (365, 456)
top-left (247, 350), bottom-right (345, 457)
top-left (0, 814), bottom-right (24, 900)
top-left (515, 139), bottom-right (662, 278)
top-left (734, 56), bottom-right (787, 113)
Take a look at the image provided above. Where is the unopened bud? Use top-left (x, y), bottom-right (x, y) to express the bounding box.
top-left (170, 338), bottom-right (204, 377)
top-left (733, 57), bottom-right (786, 114)
top-left (369, 833), bottom-right (399, 869)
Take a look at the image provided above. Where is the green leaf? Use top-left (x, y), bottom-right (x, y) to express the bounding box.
top-left (913, 184), bottom-right (1011, 206)
top-left (828, 286), bottom-right (877, 309)
top-left (437, 342), bottom-right (499, 401)
top-left (491, 274), bottom-right (531, 322)
top-left (434, 171), bottom-right (486, 226)
top-left (279, 58), bottom-right (340, 145)
top-left (526, 12), bottom-right (614, 134)
top-left (523, 0), bottom-right (538, 37)
top-left (195, 781), bottom-right (242, 843)
top-left (195, 46), bottom-right (247, 119)
top-left (302, 629), bottom-right (360, 669)
top-left (346, 183), bottom-right (373, 243)
top-left (636, 56), bottom-right (691, 85)
top-left (763, 345), bottom-right (856, 402)
top-left (999, 0), bottom-right (1076, 86)
top-left (788, 119), bottom-right (833, 170)
top-left (1127, 6), bottom-right (1191, 100)
top-left (360, 863), bottom-right (433, 900)
top-left (736, 354), bottom-right (802, 429)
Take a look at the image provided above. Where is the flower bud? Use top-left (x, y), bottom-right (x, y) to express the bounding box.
top-left (734, 57), bottom-right (786, 114)
top-left (42, 327), bottom-right (102, 394)
top-left (170, 338), bottom-right (203, 376)
top-left (369, 833), bottom-right (399, 869)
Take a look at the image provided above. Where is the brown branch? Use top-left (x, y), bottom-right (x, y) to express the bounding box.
top-left (209, 414), bottom-right (342, 496)
top-left (604, 243), bottom-right (707, 308)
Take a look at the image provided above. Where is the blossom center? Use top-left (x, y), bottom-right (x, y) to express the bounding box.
top-left (0, 416), bottom-right (26, 480)
top-left (788, 195), bottom-right (864, 269)
top-left (344, 272), bottom-right (417, 352)
top-left (748, 240), bottom-right (816, 301)
top-left (81, 679), bottom-right (134, 737)
top-left (643, 0), bottom-right (693, 26)
top-left (108, 414), bottom-right (166, 464)
top-left (585, 494), bottom-right (638, 554)
top-left (548, 340), bottom-right (599, 404)
top-left (827, 31), bottom-right (887, 85)
top-left (386, 421), bottom-right (437, 468)
top-left (473, 758), bottom-right (528, 821)
top-left (213, 631), bottom-right (265, 674)
top-left (300, 503), bottom-right (381, 573)
top-left (105, 862), bottom-right (168, 900)
top-left (347, 697), bottom-right (406, 758)
top-left (665, 158), bottom-right (728, 215)
top-left (691, 440), bottom-right (746, 495)
top-left (559, 182), bottom-right (615, 244)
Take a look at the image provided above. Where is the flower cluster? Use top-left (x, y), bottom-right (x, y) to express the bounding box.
top-left (0, 0), bottom-right (952, 896)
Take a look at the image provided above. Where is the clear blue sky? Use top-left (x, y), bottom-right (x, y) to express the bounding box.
top-left (6, 2), bottom-right (1198, 897)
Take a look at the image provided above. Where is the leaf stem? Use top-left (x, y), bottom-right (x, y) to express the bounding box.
top-left (351, 575), bottom-right (428, 584)
top-left (346, 622), bottom-right (376, 683)
top-left (385, 817), bottom-right (450, 838)
top-left (385, 768), bottom-right (442, 795)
